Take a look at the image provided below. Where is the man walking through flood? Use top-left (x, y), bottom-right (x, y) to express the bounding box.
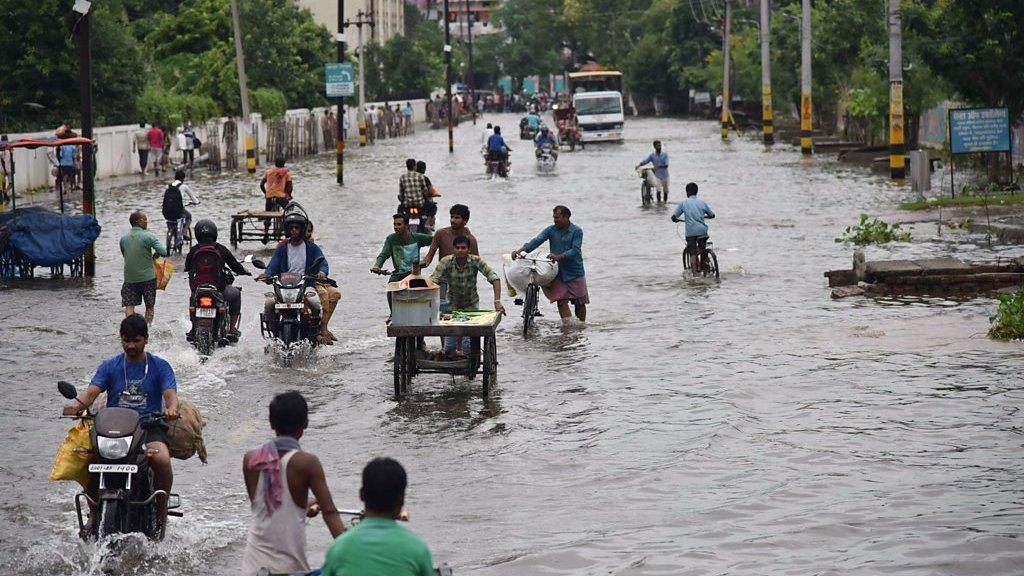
top-left (513, 205), bottom-right (588, 325)
top-left (120, 210), bottom-right (167, 323)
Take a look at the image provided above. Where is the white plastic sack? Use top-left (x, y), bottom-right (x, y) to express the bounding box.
top-left (503, 256), bottom-right (559, 294)
top-left (641, 169), bottom-right (658, 188)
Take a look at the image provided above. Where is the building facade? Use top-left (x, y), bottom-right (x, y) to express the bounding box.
top-left (409, 0), bottom-right (502, 36)
top-left (296, 0), bottom-right (405, 45)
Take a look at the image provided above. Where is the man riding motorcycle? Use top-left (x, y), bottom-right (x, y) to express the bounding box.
top-left (534, 126), bottom-right (559, 159)
top-left (184, 219), bottom-right (251, 340)
top-left (486, 126), bottom-right (511, 164)
top-left (260, 212), bottom-right (331, 343)
top-left (61, 314), bottom-right (180, 537)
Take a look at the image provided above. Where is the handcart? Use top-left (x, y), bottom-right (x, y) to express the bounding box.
top-left (229, 210), bottom-right (284, 247)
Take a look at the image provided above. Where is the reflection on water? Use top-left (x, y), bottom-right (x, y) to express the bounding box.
top-left (3, 116), bottom-right (1024, 575)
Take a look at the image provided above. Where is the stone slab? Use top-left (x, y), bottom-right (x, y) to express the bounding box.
top-left (864, 260), bottom-right (923, 280)
top-left (912, 257), bottom-right (975, 275)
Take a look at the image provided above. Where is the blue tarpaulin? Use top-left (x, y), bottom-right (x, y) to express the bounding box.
top-left (0, 207), bottom-right (101, 266)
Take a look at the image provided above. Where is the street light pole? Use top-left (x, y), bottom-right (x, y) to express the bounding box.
top-left (800, 0), bottom-right (813, 155)
top-left (720, 0), bottom-right (731, 140)
top-left (230, 0), bottom-right (255, 174)
top-left (760, 0), bottom-right (773, 145)
top-left (888, 0), bottom-right (905, 179)
top-left (444, 0), bottom-right (454, 153)
top-left (336, 0), bottom-right (345, 184)
top-left (75, 2), bottom-right (96, 277)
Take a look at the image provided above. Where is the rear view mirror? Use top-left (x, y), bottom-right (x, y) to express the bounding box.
top-left (58, 381), bottom-right (78, 399)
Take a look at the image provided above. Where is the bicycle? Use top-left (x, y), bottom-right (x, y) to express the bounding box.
top-left (164, 209), bottom-right (196, 255)
top-left (636, 167), bottom-right (667, 206)
top-left (681, 234), bottom-right (720, 280)
top-left (508, 252), bottom-right (557, 338)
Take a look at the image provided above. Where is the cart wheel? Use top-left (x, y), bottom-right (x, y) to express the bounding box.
top-left (402, 337), bottom-right (415, 395)
top-left (393, 338), bottom-right (405, 398)
top-left (467, 337), bottom-right (481, 379)
top-left (482, 336), bottom-right (497, 397)
top-left (230, 220), bottom-right (238, 247)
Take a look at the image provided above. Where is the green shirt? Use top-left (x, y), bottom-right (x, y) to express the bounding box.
top-left (119, 226), bottom-right (166, 284)
top-left (430, 254), bottom-right (498, 311)
top-left (321, 517), bottom-right (434, 576)
top-left (375, 232), bottom-right (433, 273)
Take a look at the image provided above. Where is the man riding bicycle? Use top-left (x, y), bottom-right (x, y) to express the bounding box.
top-left (161, 168), bottom-right (199, 249)
top-left (671, 182), bottom-right (715, 273)
top-left (635, 140), bottom-right (669, 201)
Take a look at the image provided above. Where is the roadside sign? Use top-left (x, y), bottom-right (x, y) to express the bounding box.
top-left (949, 107), bottom-right (1010, 154)
top-left (325, 63), bottom-right (355, 98)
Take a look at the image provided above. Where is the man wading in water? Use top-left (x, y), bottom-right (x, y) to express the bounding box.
top-left (241, 391), bottom-right (346, 575)
top-left (513, 205), bottom-right (588, 325)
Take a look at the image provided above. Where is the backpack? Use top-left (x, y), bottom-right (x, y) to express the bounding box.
top-left (162, 182), bottom-right (184, 221)
top-left (188, 243), bottom-right (224, 292)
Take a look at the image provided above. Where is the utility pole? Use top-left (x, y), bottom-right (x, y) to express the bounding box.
top-left (465, 0), bottom-right (476, 125)
top-left (351, 10), bottom-right (373, 147)
top-left (800, 0), bottom-right (813, 155)
top-left (230, 0), bottom-right (255, 174)
top-left (720, 0), bottom-right (731, 140)
top-left (336, 0), bottom-right (345, 184)
top-left (444, 0), bottom-right (454, 153)
top-left (760, 0), bottom-right (773, 145)
top-left (888, 0), bottom-right (905, 179)
top-left (75, 1), bottom-right (95, 276)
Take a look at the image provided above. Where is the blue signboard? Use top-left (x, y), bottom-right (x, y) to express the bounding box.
top-left (949, 107), bottom-right (1010, 154)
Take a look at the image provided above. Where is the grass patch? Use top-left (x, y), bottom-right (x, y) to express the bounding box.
top-left (989, 285), bottom-right (1024, 340)
top-left (835, 213), bottom-right (912, 245)
top-left (899, 193), bottom-right (1024, 211)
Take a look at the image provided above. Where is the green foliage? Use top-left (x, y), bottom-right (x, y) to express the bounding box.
top-left (989, 285), bottom-right (1024, 340)
top-left (136, 86), bottom-right (217, 128)
top-left (251, 87), bottom-right (287, 120)
top-left (835, 214), bottom-right (912, 245)
top-left (361, 18), bottom-right (445, 102)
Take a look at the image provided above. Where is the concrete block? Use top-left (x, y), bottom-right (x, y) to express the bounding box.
top-left (864, 260), bottom-right (923, 281)
top-left (913, 257), bottom-right (974, 275)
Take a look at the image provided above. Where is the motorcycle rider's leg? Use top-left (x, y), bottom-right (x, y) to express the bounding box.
top-left (315, 283), bottom-right (340, 341)
top-left (263, 296), bottom-right (278, 336)
top-left (223, 285), bottom-right (242, 336)
top-left (147, 441), bottom-right (172, 530)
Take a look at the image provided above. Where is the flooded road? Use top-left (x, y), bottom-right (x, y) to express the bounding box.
top-left (2, 115), bottom-right (1023, 575)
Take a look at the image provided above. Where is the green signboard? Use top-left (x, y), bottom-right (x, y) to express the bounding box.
top-left (325, 63), bottom-right (355, 98)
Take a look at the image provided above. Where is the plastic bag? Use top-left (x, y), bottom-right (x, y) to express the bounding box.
top-left (502, 257), bottom-right (559, 294)
top-left (154, 257), bottom-right (174, 290)
top-left (50, 418), bottom-right (94, 484)
top-left (166, 399), bottom-right (208, 463)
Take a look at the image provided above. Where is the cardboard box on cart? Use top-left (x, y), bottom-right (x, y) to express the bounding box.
top-left (387, 274), bottom-right (440, 326)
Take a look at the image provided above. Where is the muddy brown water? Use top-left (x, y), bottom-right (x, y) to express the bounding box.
top-left (2, 116), bottom-right (1023, 575)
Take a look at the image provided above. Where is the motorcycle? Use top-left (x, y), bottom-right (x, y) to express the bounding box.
top-left (186, 256), bottom-right (256, 355)
top-left (253, 257), bottom-right (335, 365)
top-left (535, 144), bottom-right (558, 172)
top-left (58, 381), bottom-right (182, 541)
top-left (485, 151), bottom-right (510, 179)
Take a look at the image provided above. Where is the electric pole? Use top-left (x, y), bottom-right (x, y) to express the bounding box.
top-left (888, 0), bottom-right (905, 179)
top-left (465, 0), bottom-right (476, 125)
top-left (75, 2), bottom-right (95, 276)
top-left (720, 0), bottom-right (731, 140)
top-left (800, 0), bottom-right (813, 155)
top-left (350, 10), bottom-right (373, 147)
top-left (444, 0), bottom-right (454, 153)
top-left (230, 0), bottom-right (255, 174)
top-left (760, 0), bottom-right (773, 145)
top-left (336, 0), bottom-right (345, 184)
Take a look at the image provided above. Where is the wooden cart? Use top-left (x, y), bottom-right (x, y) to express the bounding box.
top-left (386, 311), bottom-right (502, 399)
top-left (229, 210), bottom-right (284, 247)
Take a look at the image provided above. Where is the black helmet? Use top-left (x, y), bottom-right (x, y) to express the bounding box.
top-left (194, 219), bottom-right (217, 243)
top-left (283, 212), bottom-right (308, 234)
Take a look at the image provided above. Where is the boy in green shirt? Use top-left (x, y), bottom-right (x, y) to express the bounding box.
top-left (321, 458), bottom-right (434, 576)
top-left (370, 213), bottom-right (432, 312)
top-left (119, 210), bottom-right (167, 323)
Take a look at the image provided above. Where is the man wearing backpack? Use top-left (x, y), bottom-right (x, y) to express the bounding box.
top-left (184, 219), bottom-right (251, 340)
top-left (161, 169), bottom-right (199, 249)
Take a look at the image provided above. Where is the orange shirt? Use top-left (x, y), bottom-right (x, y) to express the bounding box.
top-left (264, 167), bottom-right (292, 199)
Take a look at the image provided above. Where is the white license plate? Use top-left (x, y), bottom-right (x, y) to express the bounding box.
top-left (89, 464), bottom-right (138, 473)
top-left (195, 307), bottom-right (217, 318)
top-left (276, 303), bottom-right (304, 309)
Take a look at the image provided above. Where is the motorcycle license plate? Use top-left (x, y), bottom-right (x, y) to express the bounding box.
top-left (276, 303), bottom-right (304, 309)
top-left (195, 307), bottom-right (217, 318)
top-left (89, 464), bottom-right (138, 473)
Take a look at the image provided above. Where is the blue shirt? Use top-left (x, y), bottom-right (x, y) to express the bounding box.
top-left (58, 144), bottom-right (76, 167)
top-left (486, 133), bottom-right (508, 153)
top-left (524, 223), bottom-right (585, 282)
top-left (673, 196), bottom-right (715, 238)
top-left (90, 353), bottom-right (177, 416)
top-left (534, 133), bottom-right (557, 147)
top-left (639, 152), bottom-right (669, 180)
top-left (526, 115), bottom-right (540, 128)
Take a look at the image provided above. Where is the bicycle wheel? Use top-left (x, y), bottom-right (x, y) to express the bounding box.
top-left (165, 228), bottom-right (174, 255)
top-left (641, 183), bottom-right (652, 206)
top-left (681, 247), bottom-right (690, 271)
top-left (708, 250), bottom-right (720, 280)
top-left (522, 284), bottom-right (538, 338)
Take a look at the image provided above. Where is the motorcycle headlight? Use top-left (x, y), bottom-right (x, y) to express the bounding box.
top-left (280, 288), bottom-right (301, 302)
top-left (97, 436), bottom-right (131, 459)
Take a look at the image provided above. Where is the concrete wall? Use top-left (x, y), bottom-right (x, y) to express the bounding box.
top-left (6, 99), bottom-right (428, 193)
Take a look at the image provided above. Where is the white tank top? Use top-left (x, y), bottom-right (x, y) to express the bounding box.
top-left (240, 450), bottom-right (309, 575)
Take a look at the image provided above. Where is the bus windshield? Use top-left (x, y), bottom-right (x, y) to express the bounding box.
top-left (575, 96), bottom-right (622, 116)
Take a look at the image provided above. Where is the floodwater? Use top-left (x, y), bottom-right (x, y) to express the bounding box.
top-left (2, 115), bottom-right (1023, 575)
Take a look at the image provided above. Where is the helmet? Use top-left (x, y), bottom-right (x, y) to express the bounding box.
top-left (541, 126), bottom-right (550, 133)
top-left (194, 219), bottom-right (217, 243)
top-left (283, 212), bottom-right (308, 234)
